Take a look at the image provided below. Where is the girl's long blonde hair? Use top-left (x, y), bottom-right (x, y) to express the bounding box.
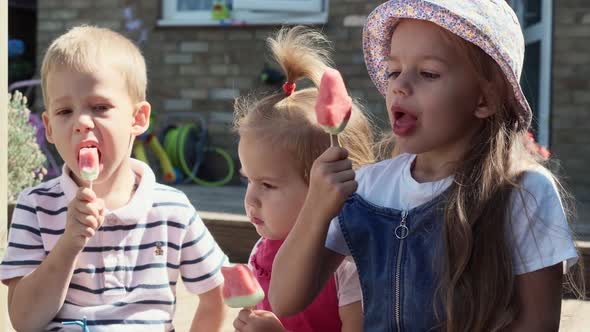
top-left (426, 31), bottom-right (586, 332)
top-left (234, 26), bottom-right (375, 180)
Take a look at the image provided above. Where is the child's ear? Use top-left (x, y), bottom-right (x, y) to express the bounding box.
top-left (474, 94), bottom-right (496, 119)
top-left (41, 111), bottom-right (55, 144)
top-left (131, 101), bottom-right (151, 136)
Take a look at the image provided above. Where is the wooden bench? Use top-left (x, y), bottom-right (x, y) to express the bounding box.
top-left (200, 211), bottom-right (258, 263)
top-left (178, 185), bottom-right (259, 263)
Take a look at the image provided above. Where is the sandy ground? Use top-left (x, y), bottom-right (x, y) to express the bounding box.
top-left (173, 280), bottom-right (590, 332)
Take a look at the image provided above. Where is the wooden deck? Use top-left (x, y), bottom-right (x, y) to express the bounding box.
top-left (175, 185), bottom-right (258, 263)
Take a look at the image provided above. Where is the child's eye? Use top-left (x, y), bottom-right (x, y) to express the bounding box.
top-left (55, 108), bottom-right (72, 116)
top-left (387, 71), bottom-right (401, 79)
top-left (421, 72), bottom-right (440, 80)
top-left (93, 105), bottom-right (110, 112)
top-left (262, 182), bottom-right (276, 189)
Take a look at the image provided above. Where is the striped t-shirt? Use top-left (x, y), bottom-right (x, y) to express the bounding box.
top-left (0, 159), bottom-right (228, 331)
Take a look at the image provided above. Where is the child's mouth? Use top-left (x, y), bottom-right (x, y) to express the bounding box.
top-left (250, 217), bottom-right (264, 225)
top-left (392, 107), bottom-right (417, 136)
top-left (77, 145), bottom-right (102, 164)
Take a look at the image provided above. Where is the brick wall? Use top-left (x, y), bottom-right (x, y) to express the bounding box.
top-left (37, 0), bottom-right (387, 184)
top-left (36, 1), bottom-right (590, 237)
top-left (552, 2), bottom-right (590, 239)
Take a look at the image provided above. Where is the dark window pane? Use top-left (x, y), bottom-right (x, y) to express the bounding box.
top-left (522, 41), bottom-right (541, 134)
top-left (524, 0), bottom-right (542, 27)
top-left (178, 0), bottom-right (227, 11)
top-left (178, 0), bottom-right (212, 11)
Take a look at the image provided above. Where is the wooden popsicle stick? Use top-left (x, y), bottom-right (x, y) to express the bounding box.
top-left (330, 134), bottom-right (340, 147)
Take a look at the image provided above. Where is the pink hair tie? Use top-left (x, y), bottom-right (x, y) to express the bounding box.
top-left (283, 82), bottom-right (296, 96)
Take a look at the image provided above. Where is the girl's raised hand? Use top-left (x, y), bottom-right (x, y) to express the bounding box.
top-left (233, 309), bottom-right (286, 332)
top-left (306, 146), bottom-right (357, 222)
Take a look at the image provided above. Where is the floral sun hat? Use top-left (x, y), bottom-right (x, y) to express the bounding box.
top-left (363, 0), bottom-right (532, 130)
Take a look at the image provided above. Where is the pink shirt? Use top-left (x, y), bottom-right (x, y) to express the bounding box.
top-left (251, 238), bottom-right (350, 332)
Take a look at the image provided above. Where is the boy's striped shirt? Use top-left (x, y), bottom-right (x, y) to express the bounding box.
top-left (0, 160), bottom-right (227, 331)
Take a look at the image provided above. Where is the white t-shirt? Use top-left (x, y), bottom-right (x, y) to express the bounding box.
top-left (326, 153), bottom-right (579, 275)
top-left (249, 240), bottom-right (361, 306)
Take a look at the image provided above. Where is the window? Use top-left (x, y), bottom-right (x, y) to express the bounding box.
top-left (233, 0), bottom-right (323, 13)
top-left (510, 0), bottom-right (552, 147)
top-left (523, 41), bottom-right (541, 136)
top-left (159, 0), bottom-right (328, 27)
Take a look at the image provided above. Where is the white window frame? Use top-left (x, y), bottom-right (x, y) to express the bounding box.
top-left (234, 0), bottom-right (323, 13)
top-left (510, 0), bottom-right (553, 147)
top-left (158, 0), bottom-right (328, 27)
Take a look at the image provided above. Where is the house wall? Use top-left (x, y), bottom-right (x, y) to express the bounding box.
top-left (36, 0), bottom-right (387, 185)
top-left (552, 1), bottom-right (590, 238)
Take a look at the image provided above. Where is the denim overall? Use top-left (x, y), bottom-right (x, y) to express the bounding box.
top-left (338, 193), bottom-right (447, 332)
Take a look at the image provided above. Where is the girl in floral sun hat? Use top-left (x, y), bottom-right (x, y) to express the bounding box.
top-left (269, 1), bottom-right (583, 331)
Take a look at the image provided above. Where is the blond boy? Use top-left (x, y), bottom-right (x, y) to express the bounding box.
top-left (0, 26), bottom-right (227, 332)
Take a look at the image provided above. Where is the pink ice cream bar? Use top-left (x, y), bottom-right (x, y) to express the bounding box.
top-left (79, 147), bottom-right (100, 182)
top-left (315, 68), bottom-right (352, 135)
top-left (221, 264), bottom-right (265, 308)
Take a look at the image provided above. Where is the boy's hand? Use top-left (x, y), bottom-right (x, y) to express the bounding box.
top-left (233, 309), bottom-right (286, 332)
top-left (306, 146), bottom-right (357, 221)
top-left (63, 187), bottom-right (105, 252)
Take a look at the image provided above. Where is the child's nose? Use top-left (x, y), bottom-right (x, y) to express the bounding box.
top-left (74, 114), bottom-right (95, 133)
top-left (390, 73), bottom-right (412, 96)
top-left (244, 187), bottom-right (261, 209)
